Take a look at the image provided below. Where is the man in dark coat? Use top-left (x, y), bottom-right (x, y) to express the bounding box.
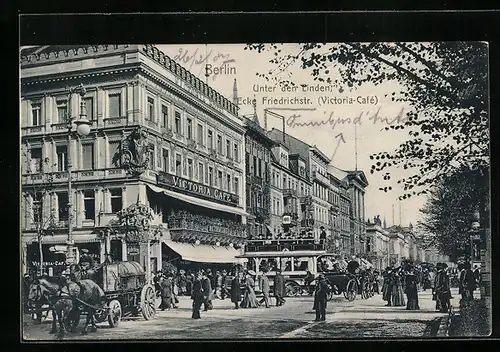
top-left (473, 265), bottom-right (481, 287)
top-left (434, 263), bottom-right (451, 312)
top-left (159, 274), bottom-right (173, 310)
top-left (201, 271), bottom-right (213, 311)
top-left (230, 270), bottom-right (242, 309)
top-left (273, 267), bottom-right (286, 306)
top-left (313, 274), bottom-right (330, 321)
top-left (462, 262), bottom-right (477, 302)
top-left (79, 249), bottom-right (95, 270)
top-left (258, 271), bottom-right (271, 308)
top-left (191, 272), bottom-right (204, 319)
top-left (221, 269), bottom-right (230, 300)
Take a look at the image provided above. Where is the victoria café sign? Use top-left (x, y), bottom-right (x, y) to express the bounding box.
top-left (156, 172), bottom-right (239, 206)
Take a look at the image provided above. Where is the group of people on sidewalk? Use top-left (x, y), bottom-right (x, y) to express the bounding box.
top-left (382, 262), bottom-right (421, 310)
top-left (185, 267), bottom-right (287, 319)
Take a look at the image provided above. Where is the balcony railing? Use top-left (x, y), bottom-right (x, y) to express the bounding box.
top-left (283, 188), bottom-right (298, 197)
top-left (312, 170), bottom-right (330, 185)
top-left (168, 211), bottom-right (246, 238)
top-left (21, 125), bottom-right (45, 136)
top-left (248, 175), bottom-right (263, 186)
top-left (104, 117), bottom-right (127, 127)
top-left (22, 168), bottom-right (128, 185)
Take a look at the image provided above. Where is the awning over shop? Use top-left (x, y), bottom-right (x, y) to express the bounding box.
top-left (147, 184), bottom-right (252, 217)
top-left (163, 240), bottom-right (247, 264)
top-left (24, 234), bottom-right (99, 245)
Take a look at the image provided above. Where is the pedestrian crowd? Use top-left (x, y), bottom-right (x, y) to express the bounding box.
top-left (153, 266), bottom-right (288, 320)
top-left (380, 260), bottom-right (481, 313)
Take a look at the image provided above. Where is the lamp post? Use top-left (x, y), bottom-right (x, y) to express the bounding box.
top-left (65, 84), bottom-right (92, 266)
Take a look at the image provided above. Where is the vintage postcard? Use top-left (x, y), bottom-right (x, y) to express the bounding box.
top-left (20, 42), bottom-right (491, 340)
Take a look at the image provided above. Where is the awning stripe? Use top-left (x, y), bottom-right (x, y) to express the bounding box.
top-left (163, 239), bottom-right (247, 264)
top-left (147, 184), bottom-right (252, 217)
top-left (237, 250), bottom-right (327, 258)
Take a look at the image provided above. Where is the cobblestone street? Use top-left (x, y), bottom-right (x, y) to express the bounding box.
top-left (23, 288), bottom-right (466, 340)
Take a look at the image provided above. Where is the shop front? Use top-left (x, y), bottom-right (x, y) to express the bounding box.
top-left (147, 181), bottom-right (250, 274)
top-left (161, 240), bottom-right (246, 273)
top-left (24, 234), bottom-right (101, 276)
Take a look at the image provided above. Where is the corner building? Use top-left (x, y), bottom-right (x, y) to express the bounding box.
top-left (21, 45), bottom-right (248, 275)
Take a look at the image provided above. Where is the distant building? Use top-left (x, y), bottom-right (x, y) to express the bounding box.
top-left (365, 216), bottom-right (390, 270)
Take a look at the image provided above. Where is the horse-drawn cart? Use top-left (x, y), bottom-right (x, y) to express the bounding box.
top-left (73, 261), bottom-right (156, 329)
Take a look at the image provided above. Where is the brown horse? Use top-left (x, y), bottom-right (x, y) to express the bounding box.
top-left (28, 276), bottom-right (106, 337)
top-left (27, 276), bottom-right (80, 338)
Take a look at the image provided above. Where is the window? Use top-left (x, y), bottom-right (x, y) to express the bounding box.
top-left (207, 130), bottom-right (213, 149)
top-left (226, 140), bottom-right (231, 158)
top-left (208, 166), bottom-right (213, 186)
top-left (161, 104), bottom-right (169, 128)
top-left (56, 146), bottom-right (68, 171)
top-left (109, 93), bottom-right (121, 118)
top-left (82, 143), bottom-right (95, 170)
top-left (110, 189), bottom-right (122, 213)
top-left (147, 97), bottom-right (155, 121)
top-left (217, 170), bottom-right (223, 188)
top-left (217, 134), bottom-right (222, 153)
top-left (31, 103), bottom-right (41, 126)
top-left (233, 143), bottom-right (239, 162)
top-left (175, 111), bottom-right (181, 134)
top-left (84, 97), bottom-right (94, 121)
top-left (197, 124), bottom-right (204, 145)
top-left (186, 118), bottom-right (193, 139)
top-left (198, 162), bottom-right (204, 183)
top-left (162, 149), bottom-right (169, 172)
top-left (253, 156), bottom-right (257, 176)
top-left (227, 174), bottom-right (231, 192)
top-left (187, 159), bottom-right (193, 179)
top-left (32, 192), bottom-right (43, 224)
top-left (83, 190), bottom-right (95, 220)
top-left (109, 141), bottom-right (121, 167)
top-left (57, 192), bottom-right (69, 221)
top-left (148, 144), bottom-right (155, 169)
top-left (30, 148), bottom-right (43, 173)
top-left (258, 159), bottom-right (262, 177)
top-left (175, 153), bottom-right (182, 175)
top-left (57, 100), bottom-right (68, 123)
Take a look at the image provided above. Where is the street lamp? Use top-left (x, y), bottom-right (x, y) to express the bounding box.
top-left (65, 84), bottom-right (92, 266)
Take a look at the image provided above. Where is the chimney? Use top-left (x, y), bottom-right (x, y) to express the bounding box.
top-left (232, 79), bottom-right (238, 106)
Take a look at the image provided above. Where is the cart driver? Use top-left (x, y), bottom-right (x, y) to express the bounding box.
top-left (79, 249), bottom-right (96, 273)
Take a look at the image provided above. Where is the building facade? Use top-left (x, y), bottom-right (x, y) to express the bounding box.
top-left (268, 142), bottom-right (312, 238)
top-left (365, 216), bottom-right (391, 270)
top-left (310, 146), bottom-right (332, 240)
top-left (244, 111), bottom-right (274, 240)
top-left (21, 44), bottom-right (248, 276)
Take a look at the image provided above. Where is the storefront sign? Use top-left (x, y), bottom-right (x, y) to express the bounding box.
top-left (31, 261), bottom-right (66, 267)
top-left (157, 172), bottom-right (239, 206)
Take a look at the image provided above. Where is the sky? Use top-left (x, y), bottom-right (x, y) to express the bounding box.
top-left (157, 43), bottom-right (427, 227)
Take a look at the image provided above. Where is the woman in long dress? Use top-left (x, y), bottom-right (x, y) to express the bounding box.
top-left (391, 269), bottom-right (406, 307)
top-left (405, 268), bottom-right (420, 310)
top-left (240, 272), bottom-right (260, 308)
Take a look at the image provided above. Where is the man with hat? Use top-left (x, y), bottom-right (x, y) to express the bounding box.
top-left (313, 274), bottom-right (330, 321)
top-left (221, 269), bottom-right (230, 300)
top-left (79, 248), bottom-right (95, 271)
top-left (201, 270), bottom-right (213, 311)
top-left (230, 269), bottom-right (242, 309)
top-left (434, 263), bottom-right (451, 312)
top-left (273, 267), bottom-right (286, 306)
top-left (191, 271), bottom-right (204, 319)
top-left (258, 268), bottom-right (271, 308)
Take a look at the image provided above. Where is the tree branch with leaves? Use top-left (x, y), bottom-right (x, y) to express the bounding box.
top-left (245, 42), bottom-right (489, 200)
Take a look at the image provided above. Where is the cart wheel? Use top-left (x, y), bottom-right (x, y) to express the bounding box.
top-left (346, 279), bottom-right (357, 302)
top-left (108, 300), bottom-right (122, 328)
top-left (140, 284), bottom-right (156, 320)
top-left (285, 281), bottom-right (299, 297)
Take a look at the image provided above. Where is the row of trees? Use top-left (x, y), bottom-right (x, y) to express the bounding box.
top-left (245, 42), bottom-right (489, 261)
